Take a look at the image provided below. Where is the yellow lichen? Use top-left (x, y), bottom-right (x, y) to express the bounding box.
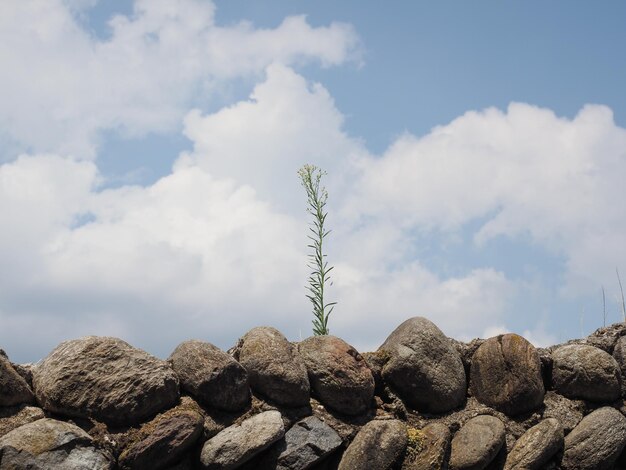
top-left (404, 427), bottom-right (426, 462)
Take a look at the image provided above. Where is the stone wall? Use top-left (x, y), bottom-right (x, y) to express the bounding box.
top-left (2, 317), bottom-right (626, 469)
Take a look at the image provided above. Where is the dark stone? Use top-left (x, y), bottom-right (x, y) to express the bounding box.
top-left (470, 334), bottom-right (544, 416)
top-left (552, 344), bottom-right (621, 402)
top-left (338, 419), bottom-right (407, 470)
top-left (32, 336), bottom-right (179, 426)
top-left (504, 418), bottom-right (563, 470)
top-left (562, 406), bottom-right (626, 470)
top-left (613, 336), bottom-right (626, 396)
top-left (0, 353), bottom-right (34, 406)
top-left (449, 415), bottom-right (506, 470)
top-left (235, 327), bottom-right (310, 407)
top-left (169, 340), bottom-right (249, 411)
top-left (379, 317), bottom-right (466, 413)
top-left (298, 336), bottom-right (374, 415)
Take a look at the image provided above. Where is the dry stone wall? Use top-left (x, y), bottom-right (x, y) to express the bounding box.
top-left (2, 317), bottom-right (626, 469)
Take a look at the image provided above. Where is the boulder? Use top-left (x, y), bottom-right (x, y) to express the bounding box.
top-left (235, 327), bottom-right (310, 407)
top-left (561, 406), bottom-right (626, 470)
top-left (338, 419), bottom-right (407, 470)
top-left (0, 353), bottom-right (34, 406)
top-left (32, 336), bottom-right (179, 426)
top-left (200, 410), bottom-right (285, 469)
top-left (169, 340), bottom-right (249, 411)
top-left (404, 422), bottom-right (451, 470)
top-left (504, 418), bottom-right (563, 470)
top-left (298, 336), bottom-right (374, 415)
top-left (253, 416), bottom-right (343, 469)
top-left (470, 334), bottom-right (544, 416)
top-left (0, 418), bottom-right (113, 469)
top-left (118, 397), bottom-right (204, 470)
top-left (0, 404), bottom-right (45, 438)
top-left (449, 415), bottom-right (506, 470)
top-left (379, 317), bottom-right (466, 413)
top-left (552, 344), bottom-right (621, 402)
top-left (612, 335), bottom-right (626, 395)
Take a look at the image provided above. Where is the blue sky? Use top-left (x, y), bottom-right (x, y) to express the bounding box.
top-left (1, 0), bottom-right (625, 363)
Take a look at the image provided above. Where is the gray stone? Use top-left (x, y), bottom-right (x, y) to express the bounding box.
top-left (257, 416), bottom-right (343, 469)
top-left (379, 317), bottom-right (466, 413)
top-left (613, 336), bottom-right (626, 396)
top-left (200, 410), bottom-right (285, 469)
top-left (0, 418), bottom-right (113, 469)
top-left (404, 422), bottom-right (451, 470)
top-left (169, 340), bottom-right (249, 411)
top-left (504, 418), bottom-right (563, 470)
top-left (449, 415), bottom-right (506, 470)
top-left (552, 344), bottom-right (621, 402)
top-left (338, 419), bottom-right (407, 470)
top-left (235, 327), bottom-right (310, 407)
top-left (470, 334), bottom-right (544, 416)
top-left (118, 397), bottom-right (204, 470)
top-left (561, 406), bottom-right (626, 470)
top-left (298, 336), bottom-right (374, 415)
top-left (0, 354), bottom-right (34, 407)
top-left (0, 404), bottom-right (45, 438)
top-left (541, 391), bottom-right (584, 433)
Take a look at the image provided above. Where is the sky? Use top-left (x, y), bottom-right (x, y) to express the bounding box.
top-left (1, 0), bottom-right (626, 363)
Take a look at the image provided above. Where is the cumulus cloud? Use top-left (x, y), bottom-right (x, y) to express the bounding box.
top-left (0, 0), bottom-right (360, 158)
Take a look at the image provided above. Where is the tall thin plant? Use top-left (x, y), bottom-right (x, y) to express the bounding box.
top-left (298, 164), bottom-right (336, 335)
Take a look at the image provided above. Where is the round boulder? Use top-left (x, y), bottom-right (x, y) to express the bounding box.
top-left (378, 316), bottom-right (466, 413)
top-left (169, 340), bottom-right (249, 411)
top-left (235, 327), bottom-right (310, 407)
top-left (449, 415), bottom-right (506, 470)
top-left (32, 336), bottom-right (179, 426)
top-left (0, 353), bottom-right (34, 407)
top-left (338, 419), bottom-right (407, 470)
top-left (504, 418), bottom-right (563, 470)
top-left (470, 334), bottom-right (544, 416)
top-left (562, 406), bottom-right (626, 470)
top-left (612, 335), bottom-right (626, 396)
top-left (552, 344), bottom-right (621, 402)
top-left (298, 335), bottom-right (374, 415)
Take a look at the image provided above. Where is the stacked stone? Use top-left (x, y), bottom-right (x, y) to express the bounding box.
top-left (2, 317), bottom-right (626, 469)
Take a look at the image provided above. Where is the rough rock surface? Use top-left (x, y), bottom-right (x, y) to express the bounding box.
top-left (561, 406), bottom-right (626, 470)
top-left (0, 353), bottom-right (34, 406)
top-left (449, 415), bottom-right (506, 470)
top-left (404, 422), bottom-right (451, 470)
top-left (118, 397), bottom-right (204, 470)
top-left (200, 410), bottom-right (285, 469)
top-left (0, 418), bottom-right (113, 469)
top-left (298, 335), bottom-right (374, 415)
top-left (169, 340), bottom-right (249, 411)
top-left (551, 344), bottom-right (621, 402)
top-left (504, 418), bottom-right (563, 470)
top-left (32, 336), bottom-right (179, 426)
top-left (235, 327), bottom-right (310, 407)
top-left (470, 334), bottom-right (544, 416)
top-left (379, 317), bottom-right (466, 413)
top-left (254, 416), bottom-right (343, 469)
top-left (338, 419), bottom-right (407, 470)
top-left (612, 335), bottom-right (626, 395)
top-left (0, 405), bottom-right (45, 438)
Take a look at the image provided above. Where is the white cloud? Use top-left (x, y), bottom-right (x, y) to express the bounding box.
top-left (0, 0), bottom-right (360, 158)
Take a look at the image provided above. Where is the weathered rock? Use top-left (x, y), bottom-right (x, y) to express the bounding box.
top-left (449, 415), bottom-right (506, 470)
top-left (504, 418), bottom-right (563, 470)
top-left (613, 335), bottom-right (626, 396)
top-left (200, 410), bottom-right (285, 469)
top-left (379, 317), bottom-right (466, 413)
top-left (169, 340), bottom-right (249, 411)
top-left (298, 336), bottom-right (374, 415)
top-left (118, 397), bottom-right (204, 470)
top-left (552, 344), bottom-right (621, 402)
top-left (235, 327), bottom-right (310, 407)
top-left (32, 336), bottom-right (179, 426)
top-left (586, 323), bottom-right (626, 353)
top-left (254, 416), bottom-right (343, 469)
top-left (562, 406), bottom-right (626, 470)
top-left (338, 419), bottom-right (407, 470)
top-left (0, 418), bottom-right (113, 469)
top-left (541, 391), bottom-right (584, 433)
top-left (404, 422), bottom-right (451, 470)
top-left (470, 334), bottom-right (544, 416)
top-left (0, 353), bottom-right (34, 406)
top-left (0, 404), bottom-right (45, 438)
